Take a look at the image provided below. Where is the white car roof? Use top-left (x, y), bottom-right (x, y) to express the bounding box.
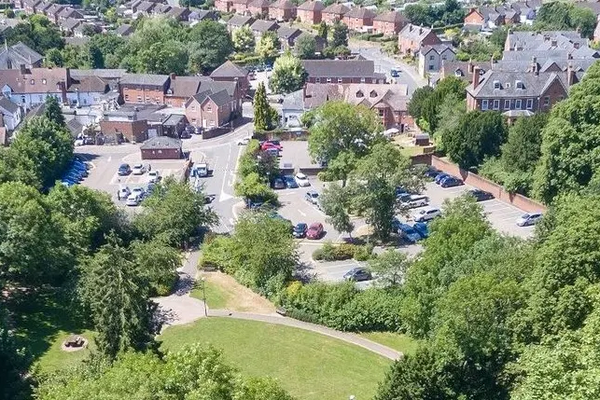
top-left (296, 173), bottom-right (307, 178)
top-left (127, 194), bottom-right (137, 199)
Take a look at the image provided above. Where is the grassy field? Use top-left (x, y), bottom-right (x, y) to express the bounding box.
top-left (159, 317), bottom-right (392, 400)
top-left (191, 278), bottom-right (229, 309)
top-left (359, 332), bottom-right (419, 355)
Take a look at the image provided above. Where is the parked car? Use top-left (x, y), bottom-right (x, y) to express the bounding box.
top-left (147, 183), bottom-right (156, 195)
top-left (132, 164), bottom-right (146, 175)
top-left (117, 186), bottom-right (130, 199)
top-left (413, 206), bottom-right (441, 222)
top-left (395, 186), bottom-right (409, 197)
top-left (424, 166), bottom-right (441, 179)
top-left (295, 173), bottom-right (310, 187)
top-left (283, 175), bottom-right (298, 188)
top-left (126, 194), bottom-right (140, 206)
top-left (204, 194), bottom-right (216, 204)
top-left (265, 148), bottom-right (279, 158)
top-left (412, 222), bottom-right (429, 239)
top-left (400, 194), bottom-right (429, 208)
top-left (118, 163), bottom-right (131, 176)
top-left (306, 222), bottom-right (324, 239)
top-left (440, 176), bottom-right (464, 188)
top-left (467, 189), bottom-right (494, 202)
top-left (237, 136), bottom-right (252, 145)
top-left (343, 267), bottom-right (372, 282)
top-left (305, 190), bottom-right (319, 204)
top-left (148, 170), bottom-right (161, 183)
top-left (131, 187), bottom-right (145, 198)
top-left (516, 212), bottom-right (543, 227)
top-left (272, 178), bottom-right (285, 189)
top-left (261, 141), bottom-right (281, 151)
top-left (397, 223), bottom-right (422, 244)
top-left (434, 173), bottom-right (450, 184)
top-left (293, 223), bottom-right (308, 238)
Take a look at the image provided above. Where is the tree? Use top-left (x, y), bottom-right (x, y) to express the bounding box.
top-left (43, 96), bottom-right (66, 127)
top-left (317, 21), bottom-right (328, 40)
top-left (331, 21), bottom-right (348, 48)
top-left (44, 48), bottom-right (64, 67)
top-left (253, 82), bottom-right (278, 131)
top-left (256, 31), bottom-right (280, 63)
top-left (368, 250), bottom-right (410, 287)
top-left (232, 25), bottom-right (255, 52)
top-left (319, 183), bottom-right (354, 237)
top-left (407, 86), bottom-right (434, 122)
top-left (443, 110), bottom-right (507, 170)
top-left (134, 177), bottom-right (217, 248)
top-left (0, 306), bottom-right (29, 400)
top-left (294, 34), bottom-right (316, 59)
top-left (234, 172), bottom-right (278, 205)
top-left (500, 113), bottom-right (547, 173)
top-left (269, 52), bottom-right (307, 94)
top-left (325, 150), bottom-right (357, 187)
top-left (433, 94), bottom-right (466, 152)
top-left (79, 234), bottom-right (156, 359)
top-left (187, 20), bottom-right (234, 73)
top-left (4, 15), bottom-right (64, 54)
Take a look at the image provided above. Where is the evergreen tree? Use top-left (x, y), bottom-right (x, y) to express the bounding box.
top-left (331, 21), bottom-right (348, 48)
top-left (317, 21), bottom-right (328, 42)
top-left (253, 82), bottom-right (277, 130)
top-left (43, 96), bottom-right (66, 128)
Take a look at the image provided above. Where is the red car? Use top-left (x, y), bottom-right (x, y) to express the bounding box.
top-left (261, 141), bottom-right (282, 151)
top-left (306, 222), bottom-right (323, 239)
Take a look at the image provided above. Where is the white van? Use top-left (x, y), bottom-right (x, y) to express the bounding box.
top-left (413, 207), bottom-right (441, 222)
top-left (402, 194), bottom-right (429, 208)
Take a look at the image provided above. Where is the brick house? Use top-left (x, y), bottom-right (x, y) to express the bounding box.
top-left (343, 7), bottom-right (375, 31)
top-left (210, 60), bottom-right (250, 97)
top-left (164, 74), bottom-right (204, 107)
top-left (23, 0), bottom-right (42, 14)
top-left (57, 6), bottom-right (84, 21)
top-left (120, 73), bottom-right (170, 105)
top-left (398, 24), bottom-right (441, 56)
top-left (297, 0), bottom-right (324, 24)
top-left (231, 0), bottom-right (250, 14)
top-left (373, 11), bottom-right (408, 36)
top-left (250, 19), bottom-right (279, 38)
top-left (184, 89), bottom-right (236, 129)
top-left (302, 59), bottom-right (386, 84)
top-left (440, 60), bottom-right (489, 83)
top-left (322, 2), bottom-right (349, 24)
top-left (44, 3), bottom-right (65, 23)
top-left (247, 0), bottom-right (270, 18)
top-left (269, 0), bottom-right (296, 22)
top-left (100, 119), bottom-right (148, 142)
top-left (226, 15), bottom-right (255, 32)
top-left (277, 25), bottom-right (303, 49)
top-left (214, 0), bottom-right (231, 12)
top-left (140, 136), bottom-right (182, 160)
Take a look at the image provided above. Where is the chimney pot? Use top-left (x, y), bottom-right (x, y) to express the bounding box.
top-left (472, 66), bottom-right (481, 89)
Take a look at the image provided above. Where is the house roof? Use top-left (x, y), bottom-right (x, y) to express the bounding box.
top-left (210, 60), bottom-right (248, 78)
top-left (322, 2), bottom-right (349, 14)
top-left (71, 69), bottom-right (127, 79)
top-left (0, 96), bottom-right (19, 114)
top-left (302, 59), bottom-right (377, 77)
top-left (420, 44), bottom-right (456, 56)
top-left (206, 89), bottom-right (231, 106)
top-left (168, 76), bottom-right (203, 98)
top-left (250, 19), bottom-right (279, 32)
top-left (297, 0), bottom-right (324, 11)
top-left (0, 67), bottom-right (69, 94)
top-left (168, 7), bottom-right (189, 18)
top-left (344, 7), bottom-right (375, 19)
top-left (0, 42), bottom-right (43, 69)
top-left (58, 7), bottom-right (83, 18)
top-left (136, 1), bottom-right (156, 12)
top-left (303, 82), bottom-right (408, 111)
top-left (161, 113), bottom-right (186, 126)
top-left (227, 15), bottom-right (254, 26)
top-left (270, 0), bottom-right (294, 9)
top-left (70, 75), bottom-right (109, 93)
top-left (60, 17), bottom-right (82, 30)
top-left (249, 0), bottom-right (270, 7)
top-left (198, 79), bottom-right (238, 97)
top-left (506, 30), bottom-right (587, 52)
top-left (115, 23), bottom-right (134, 36)
top-left (140, 136), bottom-right (182, 150)
top-left (467, 69), bottom-right (569, 98)
top-left (189, 9), bottom-right (215, 20)
top-left (399, 24), bottom-right (436, 42)
top-left (374, 10), bottom-right (407, 23)
top-left (120, 73), bottom-right (169, 86)
top-left (45, 3), bottom-right (65, 15)
top-left (441, 60), bottom-right (488, 81)
top-left (277, 25), bottom-right (302, 39)
top-left (66, 118), bottom-right (83, 137)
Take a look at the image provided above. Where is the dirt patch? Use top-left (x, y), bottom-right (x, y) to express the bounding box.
top-left (201, 271), bottom-right (276, 314)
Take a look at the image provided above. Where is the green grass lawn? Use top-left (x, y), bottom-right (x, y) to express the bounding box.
top-left (359, 332), bottom-right (419, 355)
top-left (190, 279), bottom-right (229, 309)
top-left (159, 318), bottom-right (392, 400)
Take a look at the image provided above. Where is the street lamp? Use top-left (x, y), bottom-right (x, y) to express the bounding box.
top-left (201, 277), bottom-right (208, 317)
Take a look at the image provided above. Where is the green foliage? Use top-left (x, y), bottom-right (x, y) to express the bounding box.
top-left (234, 172), bottom-right (278, 204)
top-left (368, 250), bottom-right (410, 287)
top-left (317, 21), bottom-right (328, 40)
top-left (256, 31), bottom-right (280, 63)
top-left (43, 96), bottom-right (66, 128)
top-left (312, 241), bottom-right (373, 261)
top-left (319, 182), bottom-right (354, 236)
top-left (443, 110), bottom-right (507, 170)
top-left (404, 0), bottom-right (465, 27)
top-left (331, 21), bottom-right (348, 48)
top-left (406, 86), bottom-right (434, 123)
top-left (253, 82), bottom-right (278, 130)
top-left (232, 25), bottom-right (255, 52)
top-left (408, 77), bottom-right (466, 133)
top-left (432, 93), bottom-right (466, 153)
top-left (501, 113), bottom-right (547, 173)
top-left (536, 2), bottom-right (596, 38)
top-left (130, 239), bottom-right (180, 296)
top-left (0, 305), bottom-right (30, 400)
top-left (294, 34), bottom-right (316, 59)
top-left (269, 51), bottom-right (307, 94)
top-left (1, 14), bottom-right (64, 54)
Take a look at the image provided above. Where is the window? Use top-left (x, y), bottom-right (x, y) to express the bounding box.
top-left (42, 79), bottom-right (47, 85)
top-left (543, 96), bottom-right (550, 106)
top-left (326, 78), bottom-right (332, 83)
top-left (429, 55), bottom-right (434, 60)
top-left (481, 99), bottom-right (488, 110)
top-left (30, 79), bottom-right (35, 85)
top-left (360, 78), bottom-right (365, 83)
top-left (515, 99), bottom-right (522, 109)
top-left (207, 105), bottom-right (212, 112)
top-left (455, 70), bottom-right (462, 77)
top-left (125, 94), bottom-right (130, 101)
top-left (516, 80), bottom-right (524, 89)
top-left (493, 80), bottom-right (500, 89)
top-left (356, 90), bottom-right (364, 98)
top-left (137, 95), bottom-right (142, 102)
top-left (370, 90), bottom-right (377, 98)
top-left (493, 99), bottom-right (500, 110)
top-left (526, 98), bottom-right (533, 109)
top-left (21, 96), bottom-right (25, 103)
top-left (378, 109), bottom-right (384, 117)
top-left (191, 106), bottom-right (196, 112)
top-left (442, 55), bottom-right (447, 60)
top-left (316, 78), bottom-right (321, 83)
top-left (337, 78), bottom-right (342, 83)
top-left (429, 64), bottom-right (434, 70)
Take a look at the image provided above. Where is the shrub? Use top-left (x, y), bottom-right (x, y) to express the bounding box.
top-left (353, 244), bottom-right (374, 261)
top-left (333, 243), bottom-right (355, 260)
top-left (313, 241), bottom-right (337, 261)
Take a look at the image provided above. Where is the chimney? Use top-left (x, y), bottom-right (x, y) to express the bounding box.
top-left (170, 73), bottom-right (176, 80)
top-left (567, 63), bottom-right (575, 86)
top-left (468, 59), bottom-right (474, 74)
top-left (530, 56), bottom-right (538, 76)
top-left (409, 24), bottom-right (413, 32)
top-left (19, 64), bottom-right (26, 75)
top-left (472, 66), bottom-right (480, 89)
top-left (419, 26), bottom-right (423, 35)
top-left (490, 53), bottom-right (494, 69)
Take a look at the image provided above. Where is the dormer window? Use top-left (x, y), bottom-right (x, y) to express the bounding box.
top-left (369, 90), bottom-right (377, 98)
top-left (506, 82), bottom-right (511, 88)
top-left (30, 79), bottom-right (35, 85)
top-left (356, 90), bottom-right (364, 98)
top-left (167, 88), bottom-right (173, 94)
top-left (42, 79), bottom-right (47, 85)
top-left (493, 80), bottom-right (501, 89)
top-left (454, 69), bottom-right (462, 77)
top-left (516, 80), bottom-right (524, 89)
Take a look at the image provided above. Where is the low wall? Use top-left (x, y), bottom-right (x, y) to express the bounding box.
top-left (431, 156), bottom-right (547, 213)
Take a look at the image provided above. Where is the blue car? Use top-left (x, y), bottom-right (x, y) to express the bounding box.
top-left (434, 173), bottom-right (450, 184)
top-left (440, 176), bottom-right (464, 188)
top-left (68, 167), bottom-right (85, 177)
top-left (397, 223), bottom-right (422, 244)
top-left (412, 222), bottom-right (429, 239)
top-left (283, 175), bottom-right (298, 188)
top-left (395, 186), bottom-right (409, 197)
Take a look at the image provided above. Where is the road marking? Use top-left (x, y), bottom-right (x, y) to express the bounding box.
top-left (298, 210), bottom-right (306, 216)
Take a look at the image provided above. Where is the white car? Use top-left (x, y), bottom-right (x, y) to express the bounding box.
top-left (516, 212), bottom-right (543, 227)
top-left (148, 170), bottom-right (161, 183)
top-left (126, 194), bottom-right (140, 206)
top-left (117, 186), bottom-right (130, 200)
top-left (295, 173), bottom-right (310, 187)
top-left (131, 187), bottom-right (145, 198)
top-left (132, 164), bottom-right (146, 175)
top-left (401, 194), bottom-right (429, 209)
top-left (305, 190), bottom-right (319, 205)
top-left (413, 207), bottom-right (441, 222)
top-left (237, 136), bottom-right (251, 145)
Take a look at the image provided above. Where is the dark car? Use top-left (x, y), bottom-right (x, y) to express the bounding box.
top-left (204, 194), bottom-right (216, 204)
top-left (434, 173), bottom-right (450, 184)
top-left (293, 223), bottom-right (308, 238)
top-left (118, 163), bottom-right (131, 176)
top-left (412, 222), bottom-right (429, 239)
top-left (397, 223), bottom-right (422, 244)
top-left (272, 178), bottom-right (285, 190)
top-left (467, 189), bottom-right (494, 202)
top-left (283, 175), bottom-right (299, 188)
top-left (424, 166), bottom-right (441, 179)
top-left (306, 222), bottom-right (324, 239)
top-left (343, 267), bottom-right (372, 282)
top-left (180, 130), bottom-right (192, 139)
top-left (440, 176), bottom-right (464, 188)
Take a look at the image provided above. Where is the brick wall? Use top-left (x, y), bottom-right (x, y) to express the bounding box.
top-left (297, 9), bottom-right (320, 24)
top-left (100, 120), bottom-right (148, 143)
top-left (430, 156), bottom-right (547, 213)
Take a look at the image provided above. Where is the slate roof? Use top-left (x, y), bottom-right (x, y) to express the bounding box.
top-left (66, 118), bottom-right (83, 137)
top-left (270, 0), bottom-right (294, 9)
top-left (207, 89), bottom-right (231, 106)
top-left (140, 136), bottom-right (182, 150)
top-left (399, 24), bottom-right (436, 42)
top-left (250, 19), bottom-right (279, 32)
top-left (374, 10), bottom-right (407, 23)
top-left (302, 59), bottom-right (376, 77)
top-left (345, 7), bottom-right (375, 19)
top-left (189, 9), bottom-right (216, 20)
top-left (120, 73), bottom-right (169, 86)
top-left (322, 2), bottom-right (349, 14)
top-left (0, 96), bottom-right (19, 114)
top-left (442, 60), bottom-right (489, 81)
top-left (167, 76), bottom-right (203, 98)
top-left (467, 69), bottom-right (569, 98)
top-left (249, 0), bottom-right (270, 7)
top-left (303, 82), bottom-right (408, 111)
top-left (210, 60), bottom-right (248, 78)
top-left (506, 30), bottom-right (587, 52)
top-left (420, 44), bottom-right (456, 56)
top-left (115, 23), bottom-right (134, 36)
top-left (198, 79), bottom-right (238, 97)
top-left (71, 69), bottom-right (127, 79)
top-left (297, 0), bottom-right (324, 11)
top-left (60, 18), bottom-right (82, 30)
top-left (136, 1), bottom-right (156, 12)
top-left (0, 42), bottom-right (43, 69)
top-left (70, 75), bottom-right (109, 93)
top-left (227, 15), bottom-right (254, 26)
top-left (277, 25), bottom-right (302, 39)
top-left (161, 113), bottom-right (186, 126)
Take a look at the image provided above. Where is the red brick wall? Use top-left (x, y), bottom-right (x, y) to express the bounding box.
top-left (322, 12), bottom-right (342, 23)
top-left (464, 10), bottom-right (484, 25)
top-left (270, 7), bottom-right (295, 21)
top-left (306, 76), bottom-right (380, 83)
top-left (373, 20), bottom-right (400, 35)
top-left (344, 16), bottom-right (373, 31)
top-left (297, 9), bottom-right (320, 24)
top-left (431, 156), bottom-right (547, 213)
top-left (164, 96), bottom-right (189, 108)
top-left (100, 120), bottom-right (148, 143)
top-left (540, 78), bottom-right (567, 111)
top-left (122, 87), bottom-right (165, 104)
top-left (141, 147), bottom-right (181, 160)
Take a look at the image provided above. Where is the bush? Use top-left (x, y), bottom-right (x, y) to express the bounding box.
top-left (313, 242), bottom-right (374, 261)
top-left (333, 243), bottom-right (355, 260)
top-left (312, 241), bottom-right (336, 261)
top-left (353, 244), bottom-right (374, 261)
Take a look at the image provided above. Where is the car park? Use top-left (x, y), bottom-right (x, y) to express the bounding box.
top-left (126, 194), bottom-right (140, 206)
top-left (397, 223), bottom-right (422, 244)
top-left (467, 189), bottom-right (494, 202)
top-left (132, 164), bottom-right (146, 175)
top-left (283, 175), bottom-right (298, 188)
top-left (305, 191), bottom-right (319, 205)
top-left (293, 223), bottom-right (308, 238)
top-left (401, 194), bottom-right (429, 208)
top-left (434, 173), bottom-right (450, 184)
top-left (413, 206), bottom-right (441, 222)
top-left (265, 148), bottom-right (279, 158)
top-left (131, 187), bottom-right (145, 199)
top-left (306, 222), bottom-right (324, 239)
top-left (440, 176), bottom-right (464, 188)
top-left (516, 212), bottom-right (543, 227)
top-left (118, 164), bottom-right (132, 176)
top-left (424, 166), bottom-right (441, 179)
top-left (295, 173), bottom-right (310, 187)
top-left (343, 267), bottom-right (372, 282)
top-left (148, 170), bottom-right (161, 183)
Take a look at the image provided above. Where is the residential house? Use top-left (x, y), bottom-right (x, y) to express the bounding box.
top-left (44, 3), bottom-right (65, 23)
top-left (0, 97), bottom-right (22, 131)
top-left (57, 7), bottom-right (84, 21)
top-left (231, 0), bottom-right (250, 14)
top-left (463, 6), bottom-right (519, 30)
top-left (134, 1), bottom-right (157, 16)
top-left (68, 74), bottom-right (110, 107)
top-left (119, 73), bottom-right (170, 105)
top-left (210, 60), bottom-right (250, 96)
top-left (0, 42), bottom-right (43, 69)
top-left (0, 67), bottom-right (69, 110)
top-left (269, 0), bottom-right (296, 21)
top-left (152, 4), bottom-right (172, 16)
top-left (59, 18), bottom-right (83, 34)
top-left (250, 19), bottom-right (279, 38)
top-left (418, 45), bottom-right (456, 77)
top-left (398, 24), bottom-right (441, 56)
top-left (168, 7), bottom-right (191, 21)
top-left (297, 0), bottom-right (324, 24)
top-left (302, 59), bottom-right (386, 84)
top-left (188, 9), bottom-right (217, 22)
top-left (164, 74), bottom-right (204, 107)
top-left (440, 60), bottom-right (489, 83)
top-left (247, 0), bottom-right (270, 18)
top-left (511, 0), bottom-right (540, 25)
top-left (226, 15), bottom-right (255, 32)
top-left (140, 136), bottom-right (182, 160)
top-left (322, 2), bottom-right (349, 23)
top-left (23, 0), bottom-right (42, 14)
top-left (504, 30), bottom-right (587, 52)
top-left (214, 0), bottom-right (232, 13)
top-left (277, 25), bottom-right (303, 49)
top-left (0, 19), bottom-right (19, 36)
top-left (343, 7), bottom-right (375, 31)
top-left (185, 89), bottom-right (237, 129)
top-left (115, 23), bottom-right (135, 37)
top-left (373, 10), bottom-right (408, 36)
top-left (196, 79), bottom-right (243, 114)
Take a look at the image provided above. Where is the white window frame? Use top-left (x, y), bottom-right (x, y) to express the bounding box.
top-left (316, 77), bottom-right (321, 83)
top-left (337, 78), bottom-right (342, 83)
top-left (515, 99), bottom-right (522, 109)
top-left (504, 99), bottom-right (510, 109)
top-left (493, 99), bottom-right (500, 110)
top-left (526, 98), bottom-right (533, 109)
top-left (481, 99), bottom-right (488, 110)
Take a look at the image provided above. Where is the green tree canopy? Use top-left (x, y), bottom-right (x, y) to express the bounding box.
top-left (232, 25), bottom-right (255, 52)
top-left (269, 52), bottom-right (307, 94)
top-left (256, 31), bottom-right (280, 63)
top-left (331, 21), bottom-right (348, 48)
top-left (294, 34), bottom-right (316, 59)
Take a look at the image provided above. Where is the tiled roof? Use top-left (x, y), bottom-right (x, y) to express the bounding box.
top-left (322, 2), bottom-right (349, 14)
top-left (210, 60), bottom-right (248, 78)
top-left (0, 96), bottom-right (19, 114)
top-left (467, 69), bottom-right (569, 98)
top-left (421, 44), bottom-right (456, 56)
top-left (344, 7), bottom-right (375, 19)
top-left (168, 76), bottom-right (203, 98)
top-left (374, 10), bottom-right (407, 23)
top-left (0, 67), bottom-right (69, 94)
top-left (249, 0), bottom-right (270, 7)
top-left (140, 136), bottom-right (182, 150)
top-left (277, 25), bottom-right (302, 39)
top-left (302, 59), bottom-right (376, 77)
top-left (71, 69), bottom-right (127, 79)
top-left (297, 0), bottom-right (324, 11)
top-left (303, 82), bottom-right (408, 111)
top-left (0, 42), bottom-right (43, 69)
top-left (207, 89), bottom-right (231, 106)
top-left (250, 19), bottom-right (279, 32)
top-left (60, 18), bottom-right (82, 30)
top-left (120, 73), bottom-right (169, 86)
top-left (70, 75), bottom-right (109, 93)
top-left (399, 24), bottom-right (436, 42)
top-left (227, 15), bottom-right (254, 26)
top-left (270, 0), bottom-right (294, 9)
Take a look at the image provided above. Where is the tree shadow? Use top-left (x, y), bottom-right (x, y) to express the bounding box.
top-left (293, 261), bottom-right (317, 283)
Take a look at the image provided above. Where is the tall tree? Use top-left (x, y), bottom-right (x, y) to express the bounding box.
top-left (43, 96), bottom-right (66, 127)
top-left (368, 250), bottom-right (410, 287)
top-left (500, 113), bottom-right (547, 173)
top-left (319, 183), bottom-right (354, 238)
top-left (232, 25), bottom-right (255, 52)
top-left (253, 82), bottom-right (278, 130)
top-left (256, 31), bottom-right (280, 63)
top-left (317, 21), bottom-right (328, 40)
top-left (0, 305), bottom-right (30, 400)
top-left (269, 51), bottom-right (307, 94)
top-left (294, 34), bottom-right (316, 59)
top-left (187, 20), bottom-right (234, 73)
top-left (331, 21), bottom-right (348, 48)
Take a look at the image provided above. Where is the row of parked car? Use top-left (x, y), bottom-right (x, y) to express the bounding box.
top-left (61, 158), bottom-right (89, 187)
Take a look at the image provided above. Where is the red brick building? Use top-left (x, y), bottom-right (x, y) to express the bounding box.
top-left (164, 75), bottom-right (204, 108)
top-left (140, 136), bottom-right (182, 160)
top-left (100, 119), bottom-right (148, 143)
top-left (398, 24), bottom-right (441, 56)
top-left (247, 0), bottom-right (270, 17)
top-left (210, 60), bottom-right (250, 97)
top-left (322, 2), bottom-right (349, 24)
top-left (343, 7), bottom-right (375, 31)
top-left (373, 11), bottom-right (408, 35)
top-left (185, 89), bottom-right (236, 129)
top-left (214, 0), bottom-right (231, 12)
top-left (120, 73), bottom-right (170, 105)
top-left (297, 0), bottom-right (324, 24)
top-left (269, 0), bottom-right (296, 21)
